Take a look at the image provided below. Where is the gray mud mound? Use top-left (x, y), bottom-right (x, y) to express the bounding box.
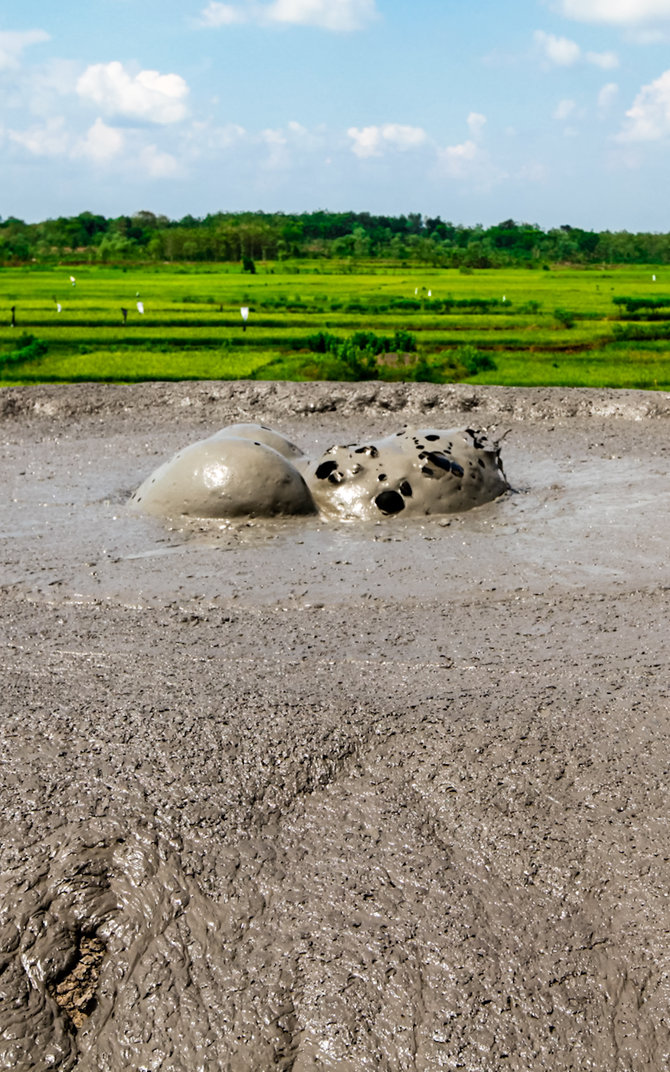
top-left (1, 381), bottom-right (670, 1071)
top-left (129, 421), bottom-right (508, 521)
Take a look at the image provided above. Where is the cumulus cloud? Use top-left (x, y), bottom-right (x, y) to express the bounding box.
top-left (76, 62), bottom-right (189, 124)
top-left (8, 116), bottom-right (68, 156)
top-left (198, 0), bottom-right (378, 31)
top-left (437, 139), bottom-right (479, 178)
top-left (586, 50), bottom-right (619, 69)
top-left (347, 123), bottom-right (427, 157)
top-left (535, 30), bottom-right (581, 65)
top-left (0, 29), bottom-right (49, 70)
top-left (554, 98), bottom-right (576, 120)
top-left (434, 111), bottom-right (504, 185)
top-left (534, 30), bottom-right (618, 68)
top-left (617, 69), bottom-right (670, 140)
top-left (199, 2), bottom-right (244, 25)
top-left (74, 118), bottom-right (125, 162)
top-left (557, 0), bottom-right (670, 24)
top-left (139, 144), bottom-right (179, 177)
top-left (597, 82), bottom-right (619, 112)
top-left (467, 112), bottom-right (486, 136)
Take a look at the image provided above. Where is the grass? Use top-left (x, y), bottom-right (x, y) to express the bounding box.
top-left (1, 262), bottom-right (669, 389)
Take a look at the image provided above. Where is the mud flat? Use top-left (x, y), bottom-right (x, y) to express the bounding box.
top-left (1, 381), bottom-right (669, 1071)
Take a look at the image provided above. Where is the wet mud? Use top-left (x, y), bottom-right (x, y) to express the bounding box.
top-left (130, 422), bottom-right (507, 521)
top-left (1, 381), bottom-right (669, 1071)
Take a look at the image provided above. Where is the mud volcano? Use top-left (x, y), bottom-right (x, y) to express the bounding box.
top-left (129, 421), bottom-right (508, 520)
top-left (1, 381), bottom-right (669, 1071)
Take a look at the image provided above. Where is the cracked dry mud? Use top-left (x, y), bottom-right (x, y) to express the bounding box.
top-left (1, 380), bottom-right (669, 1071)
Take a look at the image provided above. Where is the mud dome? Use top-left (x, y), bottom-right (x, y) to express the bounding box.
top-left (129, 422), bottom-right (316, 519)
top-left (307, 426), bottom-right (507, 519)
top-left (130, 422), bottom-right (508, 520)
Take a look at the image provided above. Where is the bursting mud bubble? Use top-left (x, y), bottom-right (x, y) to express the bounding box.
top-left (2, 381), bottom-right (670, 1071)
top-left (129, 422), bottom-right (509, 521)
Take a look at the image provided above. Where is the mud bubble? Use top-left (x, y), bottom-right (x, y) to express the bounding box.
top-left (129, 422), bottom-right (508, 521)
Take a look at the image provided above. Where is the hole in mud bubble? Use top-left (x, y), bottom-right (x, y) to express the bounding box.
top-left (375, 490), bottom-right (405, 515)
top-left (48, 934), bottom-right (106, 1030)
top-left (451, 462), bottom-right (464, 478)
top-left (426, 451), bottom-right (453, 473)
top-left (400, 480), bottom-right (413, 497)
top-left (421, 466), bottom-right (435, 477)
top-left (378, 473), bottom-right (387, 482)
top-left (425, 434), bottom-right (440, 441)
top-left (316, 460), bottom-right (338, 480)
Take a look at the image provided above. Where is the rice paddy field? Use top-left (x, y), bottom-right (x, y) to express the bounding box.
top-left (1, 261), bottom-right (670, 389)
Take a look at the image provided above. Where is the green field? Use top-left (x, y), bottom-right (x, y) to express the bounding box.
top-left (1, 262), bottom-right (669, 389)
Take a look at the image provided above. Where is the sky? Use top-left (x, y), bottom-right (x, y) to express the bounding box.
top-left (3, 0), bottom-right (670, 229)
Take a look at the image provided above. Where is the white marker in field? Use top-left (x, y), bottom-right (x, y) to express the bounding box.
top-left (428, 289), bottom-right (432, 297)
top-left (652, 275), bottom-right (656, 282)
top-left (415, 288), bottom-right (418, 295)
top-left (70, 276), bottom-right (76, 286)
top-left (137, 301), bottom-right (144, 314)
top-left (502, 295), bottom-right (506, 302)
top-left (241, 306), bottom-right (249, 331)
top-left (56, 303), bottom-right (62, 313)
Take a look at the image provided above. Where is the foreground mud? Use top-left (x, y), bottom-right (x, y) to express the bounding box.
top-left (1, 381), bottom-right (669, 1071)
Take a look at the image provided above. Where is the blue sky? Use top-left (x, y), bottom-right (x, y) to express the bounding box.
top-left (3, 0), bottom-right (670, 228)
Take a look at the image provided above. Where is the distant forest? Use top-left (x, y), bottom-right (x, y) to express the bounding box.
top-left (3, 210), bottom-right (670, 267)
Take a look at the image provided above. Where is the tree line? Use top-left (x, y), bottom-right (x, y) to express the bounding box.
top-left (3, 210), bottom-right (670, 266)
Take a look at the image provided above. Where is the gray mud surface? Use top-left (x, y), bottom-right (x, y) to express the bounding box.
top-left (1, 380), bottom-right (669, 1071)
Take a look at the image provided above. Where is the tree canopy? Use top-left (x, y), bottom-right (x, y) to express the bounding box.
top-left (2, 210), bottom-right (670, 266)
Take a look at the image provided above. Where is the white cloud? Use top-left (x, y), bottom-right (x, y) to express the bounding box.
top-left (618, 69), bottom-right (670, 140)
top-left (0, 29), bottom-right (49, 71)
top-left (534, 30), bottom-right (618, 69)
top-left (535, 30), bottom-right (581, 65)
top-left (8, 116), bottom-right (68, 156)
top-left (585, 50), bottom-right (619, 69)
top-left (266, 0), bottom-right (376, 29)
top-left (76, 62), bottom-right (189, 124)
top-left (139, 144), bottom-right (179, 177)
top-left (199, 2), bottom-right (244, 25)
top-left (597, 82), bottom-right (619, 112)
top-left (198, 0), bottom-right (378, 31)
top-left (557, 0), bottom-right (670, 24)
top-left (74, 118), bottom-right (125, 162)
top-left (348, 123), bottom-right (427, 157)
top-left (437, 139), bottom-right (479, 178)
top-left (554, 98), bottom-right (576, 120)
top-left (467, 112), bottom-right (486, 136)
top-left (434, 113), bottom-right (504, 186)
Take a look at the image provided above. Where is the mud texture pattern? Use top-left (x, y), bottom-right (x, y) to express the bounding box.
top-left (1, 380), bottom-right (669, 1072)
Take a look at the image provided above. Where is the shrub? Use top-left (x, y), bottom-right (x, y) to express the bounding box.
top-left (0, 333), bottom-right (48, 367)
top-left (456, 345), bottom-right (497, 375)
top-left (554, 307), bottom-right (576, 329)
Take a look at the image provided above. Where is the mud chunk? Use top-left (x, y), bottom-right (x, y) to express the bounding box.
top-left (49, 935), bottom-right (106, 1029)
